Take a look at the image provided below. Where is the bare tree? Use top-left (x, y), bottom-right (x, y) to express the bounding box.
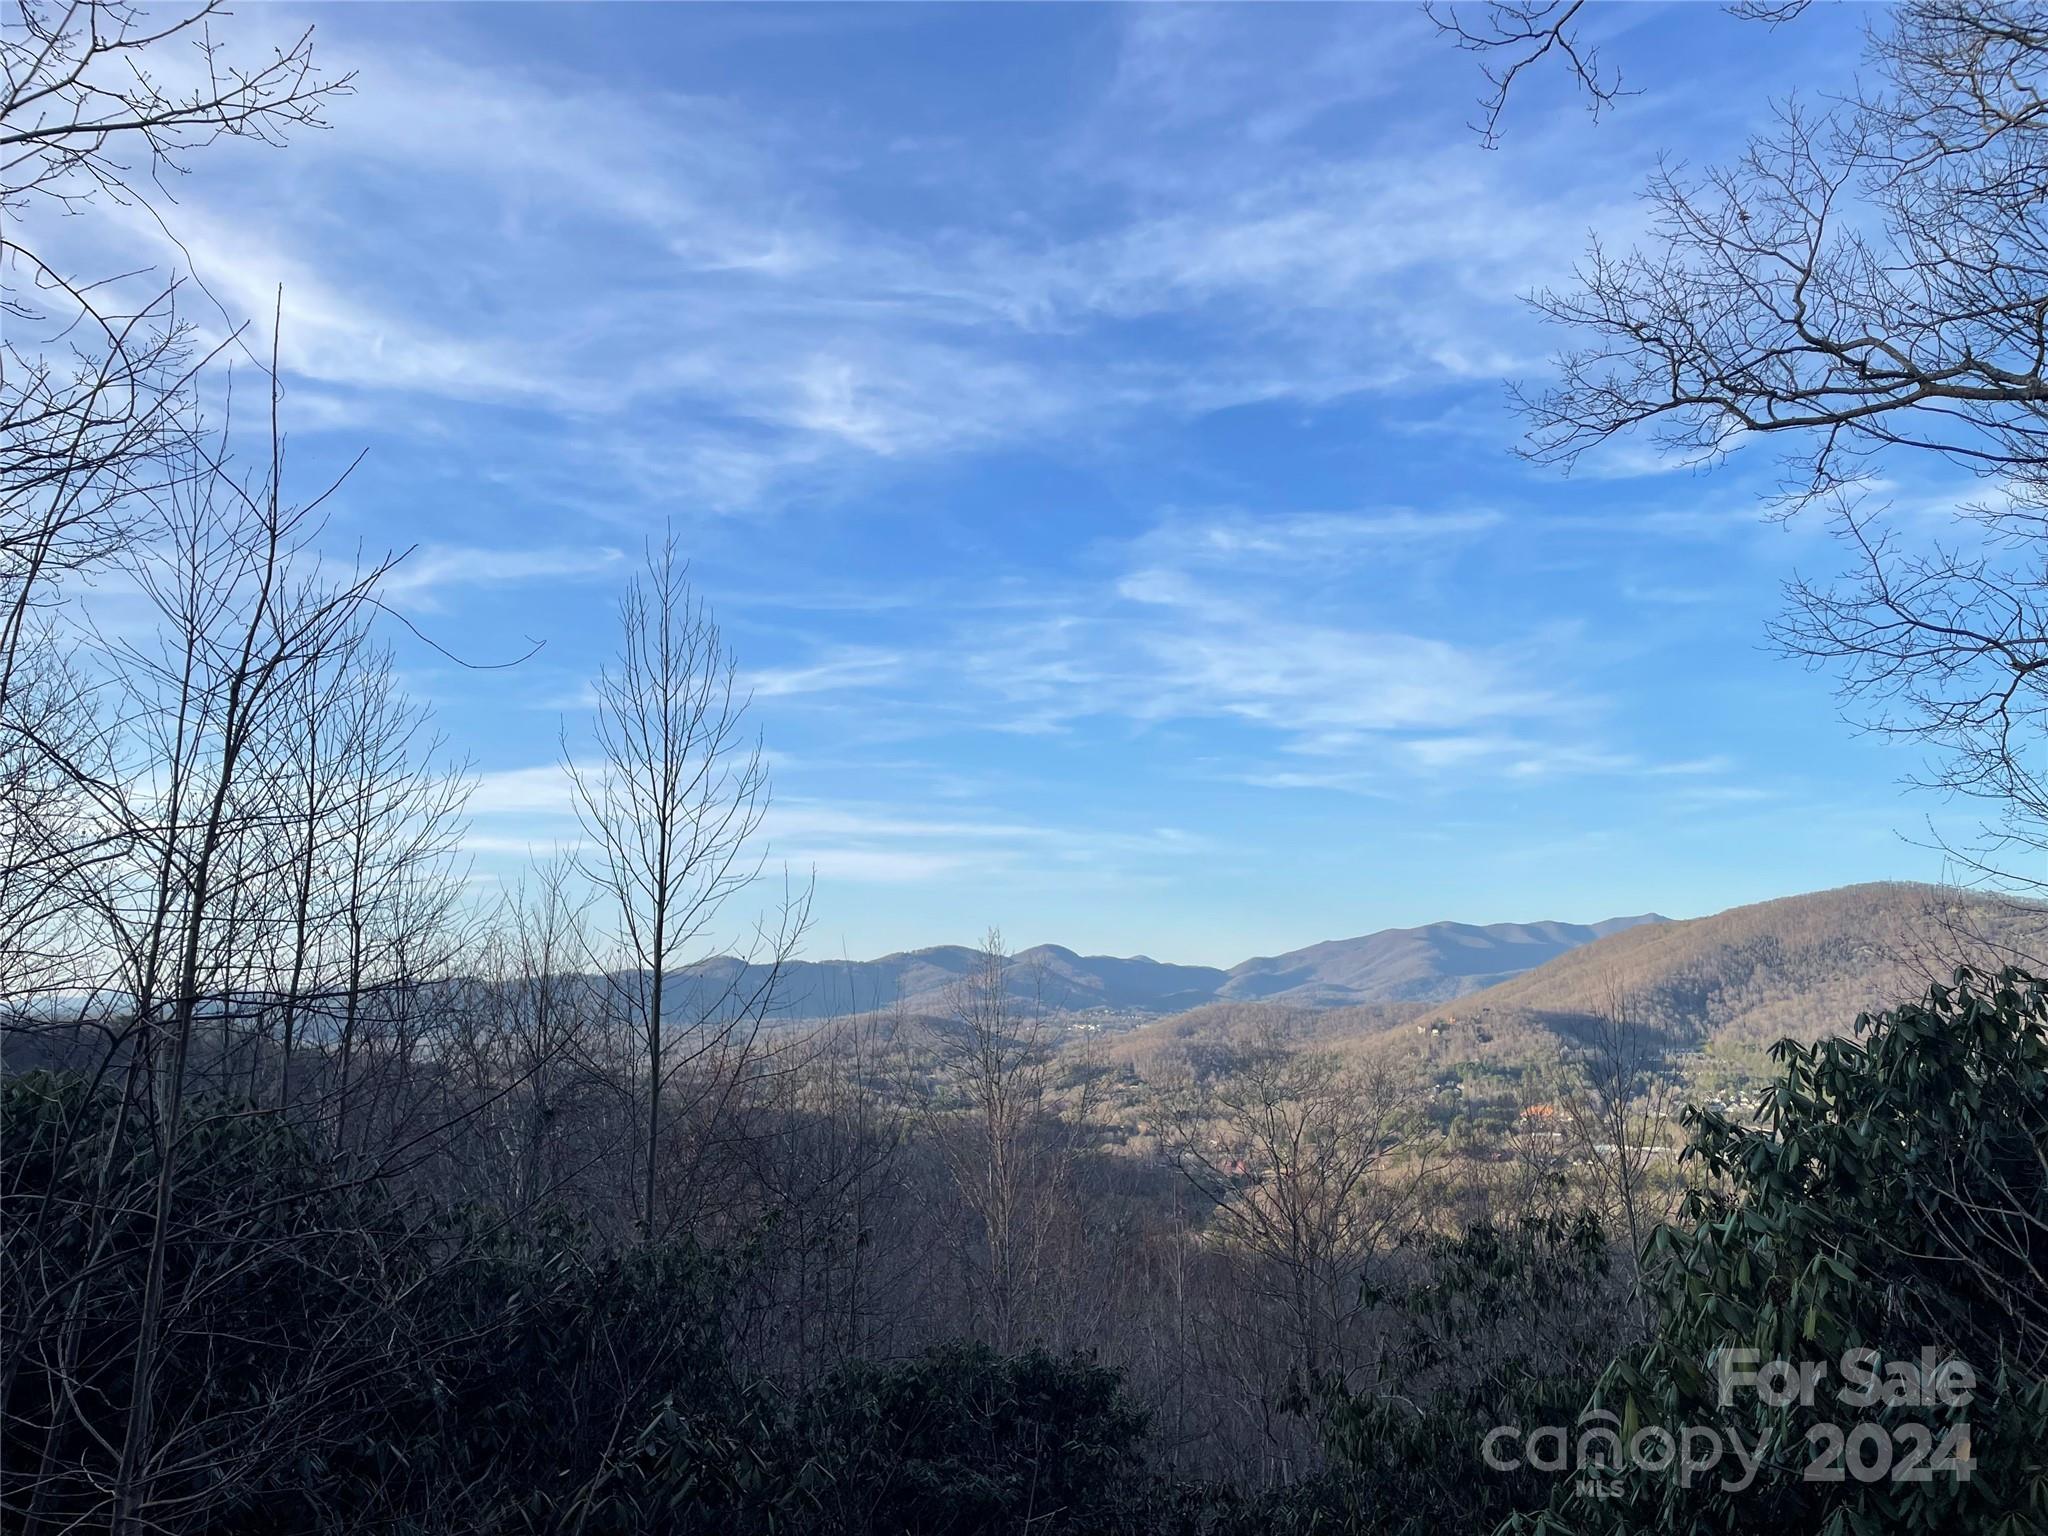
top-left (2, 0), bottom-right (350, 1073)
top-left (1424, 0), bottom-right (1627, 148)
top-left (0, 622), bottom-right (114, 1016)
top-left (473, 858), bottom-right (609, 1216)
top-left (733, 1008), bottom-right (912, 1384)
top-left (918, 929), bottom-right (1094, 1352)
top-left (566, 529), bottom-right (791, 1239)
top-left (1429, 0), bottom-right (1821, 150)
top-left (1439, 2), bottom-right (2048, 898)
top-left (1554, 976), bottom-right (1682, 1308)
top-left (1166, 1032), bottom-right (1434, 1403)
top-left (1772, 496), bottom-right (2048, 895)
top-left (1, 1), bottom-right (351, 689)
top-left (304, 645), bottom-right (471, 1157)
top-left (0, 351), bottom-right (437, 1528)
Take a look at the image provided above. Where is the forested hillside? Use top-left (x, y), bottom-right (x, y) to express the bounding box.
top-left (1080, 884), bottom-right (2048, 1144)
top-left (1426, 882), bottom-right (2048, 1086)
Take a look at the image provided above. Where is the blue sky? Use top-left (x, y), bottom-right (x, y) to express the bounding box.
top-left (99, 2), bottom-right (1978, 963)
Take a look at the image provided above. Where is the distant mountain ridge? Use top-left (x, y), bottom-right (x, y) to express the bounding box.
top-left (678, 912), bottom-right (1668, 1020)
top-left (1216, 915), bottom-right (1663, 1008)
top-left (1101, 883), bottom-right (2048, 1090)
top-left (1424, 881), bottom-right (2048, 1059)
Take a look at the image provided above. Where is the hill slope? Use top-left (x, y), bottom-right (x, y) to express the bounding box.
top-left (1219, 915), bottom-right (1663, 1007)
top-left (1420, 881), bottom-right (2048, 1085)
top-left (1093, 883), bottom-right (2048, 1105)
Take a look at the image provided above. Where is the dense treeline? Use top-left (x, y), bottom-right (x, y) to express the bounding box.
top-left (10, 963), bottom-right (2048, 1534)
top-left (0, 1061), bottom-right (1631, 1534)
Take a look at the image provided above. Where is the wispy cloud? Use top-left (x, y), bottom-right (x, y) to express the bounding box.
top-left (950, 511), bottom-right (1568, 759)
top-left (743, 646), bottom-right (906, 699)
top-left (459, 770), bottom-right (1206, 891)
top-left (1127, 508), bottom-right (1503, 569)
top-left (382, 544), bottom-right (625, 607)
top-left (1227, 739), bottom-right (1746, 793)
top-left (767, 804), bottom-right (1210, 888)
top-left (32, 3), bottom-right (1911, 954)
top-left (468, 765), bottom-right (577, 818)
top-left (55, 3), bottom-right (1652, 518)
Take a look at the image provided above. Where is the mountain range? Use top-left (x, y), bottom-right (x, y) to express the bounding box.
top-left (1097, 884), bottom-right (2048, 1097)
top-left (685, 912), bottom-right (1668, 1020)
top-left (1100, 882), bottom-right (2048, 1089)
